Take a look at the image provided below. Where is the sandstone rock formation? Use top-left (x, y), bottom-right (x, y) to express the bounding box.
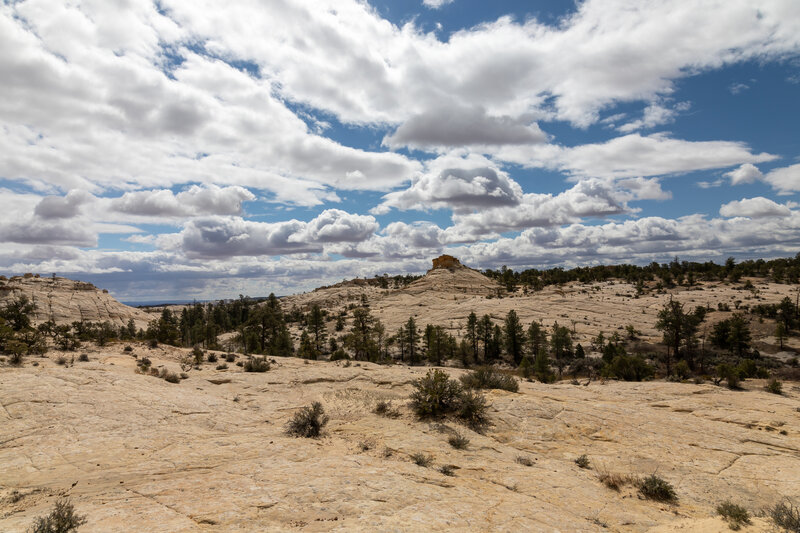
top-left (430, 254), bottom-right (462, 271)
top-left (0, 275), bottom-right (151, 328)
top-left (1, 349), bottom-right (797, 531)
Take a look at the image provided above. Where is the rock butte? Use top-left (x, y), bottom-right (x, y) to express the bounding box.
top-left (1, 259), bottom-right (799, 531)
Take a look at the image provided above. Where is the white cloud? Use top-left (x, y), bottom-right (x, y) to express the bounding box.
top-left (725, 163), bottom-right (763, 185)
top-left (110, 185), bottom-right (255, 217)
top-left (720, 197), bottom-right (792, 218)
top-left (763, 163), bottom-right (800, 194)
top-left (423, 0), bottom-right (454, 9)
top-left (494, 133), bottom-right (776, 180)
top-left (617, 102), bottom-right (684, 133)
top-left (729, 82), bottom-right (750, 94)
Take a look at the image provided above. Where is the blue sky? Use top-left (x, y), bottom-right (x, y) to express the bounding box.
top-left (0, 0), bottom-right (799, 301)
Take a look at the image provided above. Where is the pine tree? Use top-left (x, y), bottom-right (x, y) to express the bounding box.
top-left (306, 304), bottom-right (328, 354)
top-left (503, 310), bottom-right (524, 364)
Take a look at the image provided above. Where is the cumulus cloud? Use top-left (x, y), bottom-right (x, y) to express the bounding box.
top-left (494, 133), bottom-right (777, 180)
top-left (0, 218), bottom-right (97, 247)
top-left (111, 185), bottom-right (255, 217)
top-left (720, 197), bottom-right (792, 218)
top-left (617, 102), bottom-right (687, 133)
top-left (383, 104), bottom-right (546, 149)
top-left (376, 158), bottom-right (522, 214)
top-left (298, 209), bottom-right (379, 243)
top-left (725, 163), bottom-right (763, 185)
top-left (34, 190), bottom-right (94, 219)
top-left (763, 163), bottom-right (800, 194)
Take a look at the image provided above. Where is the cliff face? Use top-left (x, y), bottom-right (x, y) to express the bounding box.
top-left (430, 254), bottom-right (462, 271)
top-left (0, 275), bottom-right (152, 327)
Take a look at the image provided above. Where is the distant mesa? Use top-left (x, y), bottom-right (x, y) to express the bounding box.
top-left (430, 254), bottom-right (463, 271)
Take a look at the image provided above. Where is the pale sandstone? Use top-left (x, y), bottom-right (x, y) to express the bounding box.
top-left (1, 347), bottom-right (798, 532)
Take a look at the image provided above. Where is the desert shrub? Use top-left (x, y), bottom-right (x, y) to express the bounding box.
top-left (575, 454), bottom-right (590, 469)
top-left (410, 369), bottom-right (463, 418)
top-left (766, 378), bottom-right (783, 395)
top-left (8, 350), bottom-right (25, 366)
top-left (716, 364), bottom-right (741, 390)
top-left (602, 354), bottom-right (654, 381)
top-left (410, 369), bottom-right (489, 428)
top-left (374, 400), bottom-right (400, 418)
top-left (29, 497), bottom-right (86, 533)
top-left (410, 452), bottom-right (433, 467)
top-left (736, 359), bottom-right (758, 379)
top-left (137, 357), bottom-right (151, 369)
top-left (55, 356), bottom-right (68, 366)
top-left (123, 345), bottom-right (133, 352)
top-left (769, 501), bottom-right (800, 532)
top-left (516, 455), bottom-right (534, 467)
top-left (438, 464), bottom-right (456, 476)
top-left (215, 363), bottom-right (228, 370)
top-left (518, 356), bottom-right (534, 379)
top-left (286, 401), bottom-right (328, 438)
top-left (207, 353), bottom-right (218, 363)
top-left (637, 474), bottom-right (677, 502)
top-left (225, 353), bottom-right (236, 362)
top-left (148, 339), bottom-right (158, 348)
top-left (77, 353), bottom-right (89, 362)
top-left (159, 369), bottom-right (180, 383)
top-left (460, 366), bottom-right (519, 392)
top-left (329, 348), bottom-right (350, 361)
top-left (598, 471), bottom-right (628, 491)
top-left (448, 433), bottom-right (470, 449)
top-left (716, 501), bottom-right (750, 530)
top-left (674, 360), bottom-right (691, 380)
top-left (243, 357), bottom-right (270, 372)
top-left (457, 389), bottom-right (489, 429)
top-left (192, 346), bottom-right (204, 365)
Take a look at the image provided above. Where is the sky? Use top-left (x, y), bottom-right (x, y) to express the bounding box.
top-left (1, 0), bottom-right (799, 302)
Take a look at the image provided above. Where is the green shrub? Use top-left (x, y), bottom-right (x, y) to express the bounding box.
top-left (410, 369), bottom-right (489, 428)
top-left (602, 354), bottom-right (654, 381)
top-left (716, 364), bottom-right (741, 390)
top-left (768, 501), bottom-right (800, 532)
top-left (674, 360), bottom-right (691, 380)
top-left (159, 369), bottom-right (180, 383)
top-left (329, 348), bottom-right (350, 361)
top-left (410, 452), bottom-right (433, 467)
top-left (243, 357), bottom-right (270, 372)
top-left (637, 474), bottom-right (677, 502)
top-left (460, 366), bottom-right (519, 392)
top-left (286, 402), bottom-right (328, 438)
top-left (766, 378), bottom-right (783, 395)
top-left (29, 497), bottom-right (86, 533)
top-left (457, 389), bottom-right (489, 429)
top-left (206, 353), bottom-right (218, 363)
top-left (736, 359), bottom-right (757, 379)
top-left (215, 363), bottom-right (228, 371)
top-left (447, 433), bottom-right (470, 449)
top-left (225, 353), bottom-right (236, 362)
top-left (123, 345), bottom-right (133, 352)
top-left (148, 339), bottom-right (158, 348)
top-left (55, 356), bottom-right (68, 366)
top-left (410, 369), bottom-right (463, 418)
top-left (716, 501), bottom-right (750, 530)
top-left (137, 357), bottom-right (151, 369)
top-left (192, 346), bottom-right (204, 365)
top-left (575, 454), bottom-right (590, 469)
top-left (77, 353), bottom-right (89, 362)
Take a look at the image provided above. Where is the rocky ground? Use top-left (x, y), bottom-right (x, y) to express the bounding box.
top-left (1, 343), bottom-right (799, 532)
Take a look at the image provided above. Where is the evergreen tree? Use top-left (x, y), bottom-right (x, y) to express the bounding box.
top-left (306, 304), bottom-right (328, 354)
top-left (503, 310), bottom-right (524, 364)
top-left (465, 311), bottom-right (478, 362)
top-left (550, 321), bottom-right (573, 377)
top-left (527, 321), bottom-right (547, 358)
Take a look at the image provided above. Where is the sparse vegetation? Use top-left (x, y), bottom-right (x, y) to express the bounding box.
top-left (766, 378), bottom-right (783, 395)
top-left (438, 464), bottom-right (456, 476)
top-left (410, 452), bottom-right (433, 467)
top-left (410, 369), bottom-right (489, 428)
top-left (243, 357), bottom-right (270, 372)
top-left (598, 471), bottom-right (629, 491)
top-left (768, 501), bottom-right (800, 532)
top-left (516, 455), bottom-right (534, 467)
top-left (77, 353), bottom-right (89, 362)
top-left (374, 399), bottom-right (401, 418)
top-left (716, 501), bottom-right (750, 530)
top-left (286, 401), bottom-right (328, 438)
top-left (575, 454), bottom-right (590, 469)
top-left (29, 497), bottom-right (86, 533)
top-left (447, 433), bottom-right (469, 449)
top-left (637, 474), bottom-right (677, 503)
top-left (460, 366), bottom-right (519, 392)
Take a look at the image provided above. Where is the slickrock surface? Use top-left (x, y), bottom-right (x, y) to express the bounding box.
top-left (0, 275), bottom-right (151, 328)
top-left (285, 271), bottom-right (798, 349)
top-left (2, 347), bottom-right (798, 532)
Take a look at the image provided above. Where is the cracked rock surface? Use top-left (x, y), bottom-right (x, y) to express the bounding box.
top-left (1, 348), bottom-right (798, 532)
